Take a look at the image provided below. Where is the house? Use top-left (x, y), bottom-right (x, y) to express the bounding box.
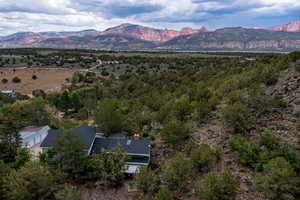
top-left (1, 90), bottom-right (16, 97)
top-left (40, 124), bottom-right (96, 155)
top-left (40, 124), bottom-right (151, 174)
top-left (91, 135), bottom-right (151, 174)
top-left (19, 126), bottom-right (50, 148)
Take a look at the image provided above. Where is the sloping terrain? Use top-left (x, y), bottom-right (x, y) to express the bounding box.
top-left (3, 22), bottom-right (300, 51)
top-left (160, 27), bottom-right (300, 50)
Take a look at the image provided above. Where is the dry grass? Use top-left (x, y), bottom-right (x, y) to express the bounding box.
top-left (0, 68), bottom-right (76, 94)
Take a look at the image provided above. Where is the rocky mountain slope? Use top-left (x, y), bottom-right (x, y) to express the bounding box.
top-left (36, 34), bottom-right (155, 50)
top-left (268, 21), bottom-right (300, 32)
top-left (2, 22), bottom-right (300, 51)
top-left (160, 27), bottom-right (300, 51)
top-left (101, 23), bottom-right (199, 42)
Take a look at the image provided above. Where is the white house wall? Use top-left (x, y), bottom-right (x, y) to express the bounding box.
top-left (22, 126), bottom-right (50, 148)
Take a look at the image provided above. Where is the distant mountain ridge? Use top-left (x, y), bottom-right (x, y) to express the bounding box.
top-left (101, 23), bottom-right (200, 42)
top-left (1, 22), bottom-right (300, 51)
top-left (268, 21), bottom-right (300, 32)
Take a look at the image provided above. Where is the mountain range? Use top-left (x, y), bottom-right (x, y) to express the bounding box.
top-left (1, 21), bottom-right (300, 51)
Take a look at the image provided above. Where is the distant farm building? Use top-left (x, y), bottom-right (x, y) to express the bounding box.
top-left (1, 90), bottom-right (16, 97)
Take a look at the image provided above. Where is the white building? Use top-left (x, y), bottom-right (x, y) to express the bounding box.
top-left (1, 90), bottom-right (16, 97)
top-left (19, 126), bottom-right (50, 148)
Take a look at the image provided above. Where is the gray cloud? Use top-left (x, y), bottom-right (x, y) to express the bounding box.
top-left (0, 0), bottom-right (299, 35)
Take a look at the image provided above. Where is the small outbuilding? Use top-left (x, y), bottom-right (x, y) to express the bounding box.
top-left (1, 90), bottom-right (16, 97)
top-left (19, 126), bottom-right (50, 148)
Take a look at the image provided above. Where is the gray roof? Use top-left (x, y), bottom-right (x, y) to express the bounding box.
top-left (40, 124), bottom-right (96, 149)
top-left (129, 155), bottom-right (150, 164)
top-left (91, 138), bottom-right (151, 155)
top-left (108, 133), bottom-right (126, 139)
top-left (40, 129), bottom-right (63, 148)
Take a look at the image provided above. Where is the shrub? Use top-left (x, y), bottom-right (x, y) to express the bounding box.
top-left (221, 102), bottom-right (252, 134)
top-left (229, 136), bottom-right (263, 169)
top-left (1, 78), bottom-right (8, 84)
top-left (11, 148), bottom-right (31, 169)
top-left (162, 154), bottom-right (192, 190)
top-left (254, 157), bottom-right (299, 200)
top-left (4, 162), bottom-right (56, 200)
top-left (32, 74), bottom-right (38, 80)
top-left (101, 70), bottom-right (109, 76)
top-left (54, 184), bottom-right (81, 200)
top-left (94, 100), bottom-right (123, 136)
top-left (196, 169), bottom-right (239, 200)
top-left (260, 132), bottom-right (300, 171)
top-left (259, 132), bottom-right (281, 150)
top-left (12, 76), bottom-right (21, 83)
top-left (295, 63), bottom-right (300, 73)
top-left (154, 188), bottom-right (173, 200)
top-left (171, 97), bottom-right (192, 121)
top-left (90, 145), bottom-right (129, 186)
top-left (260, 66), bottom-right (279, 86)
top-left (161, 120), bottom-right (190, 145)
top-left (190, 144), bottom-right (217, 171)
top-left (32, 89), bottom-right (46, 98)
top-left (192, 101), bottom-right (212, 122)
top-left (0, 160), bottom-right (11, 199)
top-left (134, 167), bottom-right (160, 195)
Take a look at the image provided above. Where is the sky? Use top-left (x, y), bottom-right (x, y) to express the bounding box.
top-left (0, 0), bottom-right (300, 35)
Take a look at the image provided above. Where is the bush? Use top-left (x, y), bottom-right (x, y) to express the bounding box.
top-left (192, 100), bottom-right (215, 122)
top-left (295, 63), bottom-right (300, 73)
top-left (11, 148), bottom-right (31, 169)
top-left (196, 169), bottom-right (239, 200)
top-left (32, 89), bottom-right (46, 98)
top-left (54, 184), bottom-right (81, 200)
top-left (90, 145), bottom-right (129, 186)
top-left (171, 97), bottom-right (192, 121)
top-left (94, 100), bottom-right (123, 136)
top-left (259, 132), bottom-right (281, 150)
top-left (161, 120), bottom-right (190, 145)
top-left (260, 132), bottom-right (300, 171)
top-left (190, 144), bottom-right (217, 171)
top-left (154, 188), bottom-right (173, 200)
top-left (162, 154), bottom-right (192, 190)
top-left (101, 70), bottom-right (109, 76)
top-left (12, 76), bottom-right (21, 83)
top-left (1, 78), bottom-right (8, 84)
top-left (134, 167), bottom-right (160, 195)
top-left (254, 157), bottom-right (299, 200)
top-left (4, 162), bottom-right (57, 200)
top-left (0, 160), bottom-right (11, 199)
top-left (221, 102), bottom-right (252, 134)
top-left (229, 136), bottom-right (263, 169)
top-left (32, 75), bottom-right (38, 80)
top-left (4, 162), bottom-right (79, 200)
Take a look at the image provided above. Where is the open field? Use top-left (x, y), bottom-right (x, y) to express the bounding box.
top-left (0, 68), bottom-right (76, 95)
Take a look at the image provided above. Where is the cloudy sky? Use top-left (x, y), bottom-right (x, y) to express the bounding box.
top-left (0, 0), bottom-right (300, 35)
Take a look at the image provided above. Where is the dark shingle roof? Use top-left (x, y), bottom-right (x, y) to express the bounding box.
top-left (129, 155), bottom-right (150, 164)
top-left (40, 129), bottom-right (63, 148)
top-left (108, 133), bottom-right (126, 139)
top-left (73, 124), bottom-right (96, 148)
top-left (40, 124), bottom-right (96, 149)
top-left (91, 138), bottom-right (151, 155)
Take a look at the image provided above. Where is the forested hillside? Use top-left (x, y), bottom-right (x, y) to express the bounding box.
top-left (1, 51), bottom-right (300, 200)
